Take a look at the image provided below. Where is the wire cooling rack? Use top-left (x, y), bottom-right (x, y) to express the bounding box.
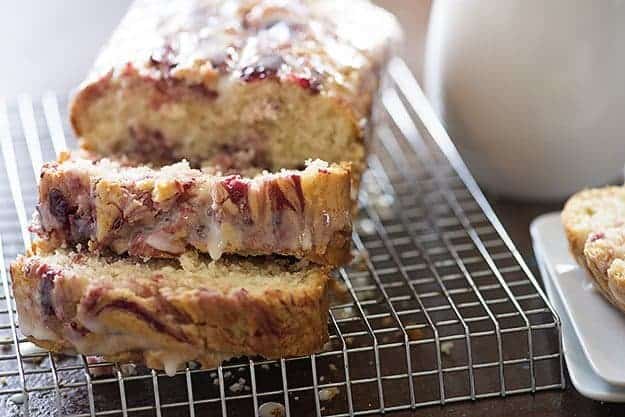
top-left (0, 58), bottom-right (564, 417)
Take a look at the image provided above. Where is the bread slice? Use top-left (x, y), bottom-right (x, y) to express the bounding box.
top-left (10, 240), bottom-right (333, 375)
top-left (584, 226), bottom-right (625, 311)
top-left (33, 152), bottom-right (352, 266)
top-left (562, 186), bottom-right (625, 313)
top-left (606, 259), bottom-right (625, 311)
top-left (69, 0), bottom-right (401, 185)
top-left (561, 186), bottom-right (625, 265)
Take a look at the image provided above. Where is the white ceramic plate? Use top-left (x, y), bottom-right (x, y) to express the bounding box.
top-left (535, 243), bottom-right (625, 401)
top-left (531, 212), bottom-right (625, 397)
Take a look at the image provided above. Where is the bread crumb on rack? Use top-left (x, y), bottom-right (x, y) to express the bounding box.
top-left (9, 393), bottom-right (27, 405)
top-left (350, 249), bottom-right (369, 271)
top-left (440, 341), bottom-right (454, 356)
top-left (319, 387), bottom-right (340, 401)
top-left (259, 401), bottom-right (285, 417)
top-left (358, 219), bottom-right (376, 235)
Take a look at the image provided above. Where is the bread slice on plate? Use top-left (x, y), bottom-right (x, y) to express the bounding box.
top-left (561, 186), bottom-right (625, 265)
top-left (70, 0), bottom-right (402, 186)
top-left (10, 240), bottom-right (333, 375)
top-left (562, 185), bottom-right (625, 313)
top-left (605, 259), bottom-right (625, 311)
top-left (583, 226), bottom-right (625, 312)
top-left (33, 152), bottom-right (352, 266)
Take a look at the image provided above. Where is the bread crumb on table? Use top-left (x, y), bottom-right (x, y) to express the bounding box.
top-left (319, 387), bottom-right (340, 401)
top-left (9, 393), bottom-right (27, 405)
top-left (258, 402), bottom-right (285, 417)
top-left (373, 194), bottom-right (395, 219)
top-left (20, 342), bottom-right (47, 363)
top-left (358, 219), bottom-right (376, 235)
top-left (440, 341), bottom-right (454, 356)
top-left (0, 336), bottom-right (12, 351)
top-left (229, 382), bottom-right (244, 393)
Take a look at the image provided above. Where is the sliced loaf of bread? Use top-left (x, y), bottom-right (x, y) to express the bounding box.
top-left (70, 0), bottom-right (402, 186)
top-left (11, 240), bottom-right (333, 375)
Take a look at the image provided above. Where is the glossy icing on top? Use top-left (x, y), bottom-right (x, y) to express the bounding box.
top-left (85, 0), bottom-right (401, 117)
top-left (34, 154), bottom-right (352, 265)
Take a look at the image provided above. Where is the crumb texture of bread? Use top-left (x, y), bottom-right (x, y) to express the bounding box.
top-left (34, 154), bottom-right (352, 265)
top-left (561, 186), bottom-right (625, 264)
top-left (10, 243), bottom-right (332, 374)
top-left (562, 185), bottom-right (625, 314)
top-left (70, 0), bottom-right (402, 182)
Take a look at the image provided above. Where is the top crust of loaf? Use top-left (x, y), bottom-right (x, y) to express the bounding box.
top-left (72, 0), bottom-right (402, 124)
top-left (69, 0), bottom-right (401, 176)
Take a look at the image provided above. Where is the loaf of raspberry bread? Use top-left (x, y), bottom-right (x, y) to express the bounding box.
top-left (33, 152), bottom-right (351, 266)
top-left (70, 0), bottom-right (401, 183)
top-left (11, 240), bottom-right (332, 375)
top-left (562, 186), bottom-right (625, 313)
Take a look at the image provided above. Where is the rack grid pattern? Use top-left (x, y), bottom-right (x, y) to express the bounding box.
top-left (0, 58), bottom-right (564, 417)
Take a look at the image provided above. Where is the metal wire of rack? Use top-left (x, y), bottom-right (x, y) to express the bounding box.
top-left (0, 58), bottom-right (564, 417)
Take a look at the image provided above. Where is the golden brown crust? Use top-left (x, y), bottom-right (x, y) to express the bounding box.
top-left (583, 226), bottom-right (625, 312)
top-left (34, 154), bottom-right (352, 266)
top-left (607, 260), bottom-right (625, 310)
top-left (10, 244), bottom-right (332, 374)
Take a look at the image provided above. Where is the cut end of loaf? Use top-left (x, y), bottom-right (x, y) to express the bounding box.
top-left (71, 75), bottom-right (366, 177)
top-left (10, 243), bottom-right (334, 372)
top-left (34, 153), bottom-right (353, 265)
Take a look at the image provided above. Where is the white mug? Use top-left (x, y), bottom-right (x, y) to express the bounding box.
top-left (424, 0), bottom-right (625, 201)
